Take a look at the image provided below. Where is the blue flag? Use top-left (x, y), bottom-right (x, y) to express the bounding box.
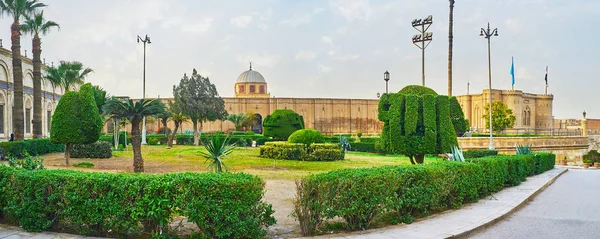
top-left (510, 57), bottom-right (515, 87)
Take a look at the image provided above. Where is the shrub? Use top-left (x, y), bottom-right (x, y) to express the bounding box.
top-left (359, 137), bottom-right (380, 143)
top-left (7, 153), bottom-right (44, 170)
top-left (260, 142), bottom-right (343, 161)
top-left (73, 162), bottom-right (94, 168)
top-left (0, 138), bottom-right (64, 158)
top-left (147, 138), bottom-right (159, 145)
top-left (397, 85), bottom-right (438, 95)
top-left (256, 137), bottom-right (273, 146)
top-left (70, 141), bottom-right (113, 159)
top-left (309, 148), bottom-right (344, 161)
top-left (583, 150), bottom-right (600, 164)
top-left (463, 149), bottom-right (498, 159)
top-left (293, 153), bottom-right (555, 235)
top-left (349, 142), bottom-right (376, 153)
top-left (176, 134), bottom-right (194, 145)
top-left (263, 109), bottom-right (305, 140)
top-left (0, 168), bottom-right (276, 238)
top-left (450, 97), bottom-right (469, 137)
top-left (288, 129), bottom-right (325, 146)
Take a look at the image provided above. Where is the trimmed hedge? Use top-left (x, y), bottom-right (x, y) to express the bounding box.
top-left (463, 149), bottom-right (499, 159)
top-left (70, 141), bottom-right (113, 158)
top-left (288, 129), bottom-right (325, 146)
top-left (350, 142), bottom-right (376, 153)
top-left (0, 138), bottom-right (64, 158)
top-left (0, 168), bottom-right (276, 238)
top-left (263, 109), bottom-right (305, 140)
top-left (293, 153), bottom-right (555, 235)
top-left (260, 142), bottom-right (343, 161)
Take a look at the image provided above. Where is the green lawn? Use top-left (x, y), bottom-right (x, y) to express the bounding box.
top-left (44, 145), bottom-right (441, 180)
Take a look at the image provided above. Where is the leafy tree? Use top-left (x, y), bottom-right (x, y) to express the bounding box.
top-left (50, 83), bottom-right (102, 165)
top-left (103, 97), bottom-right (165, 172)
top-left (483, 101), bottom-right (516, 134)
top-left (44, 65), bottom-right (62, 101)
top-left (45, 61), bottom-right (93, 92)
top-left (0, 0), bottom-right (46, 140)
top-left (200, 133), bottom-right (234, 173)
top-left (21, 10), bottom-right (59, 138)
top-left (90, 85), bottom-right (107, 115)
top-left (241, 111), bottom-right (258, 130)
top-left (378, 86), bottom-right (457, 164)
top-left (263, 109), bottom-right (304, 140)
top-left (166, 100), bottom-right (187, 148)
top-left (227, 113), bottom-right (248, 131)
top-left (450, 97), bottom-right (469, 136)
top-left (155, 109), bottom-right (172, 138)
top-left (173, 69), bottom-right (227, 146)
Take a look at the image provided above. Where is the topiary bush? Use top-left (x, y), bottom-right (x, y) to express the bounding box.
top-left (378, 86), bottom-right (457, 164)
top-left (463, 149), bottom-right (498, 159)
top-left (263, 109), bottom-right (305, 141)
top-left (450, 97), bottom-right (469, 137)
top-left (288, 129), bottom-right (325, 146)
top-left (398, 85), bottom-right (438, 96)
top-left (147, 138), bottom-right (159, 145)
top-left (70, 141), bottom-right (113, 159)
top-left (260, 142), bottom-right (343, 161)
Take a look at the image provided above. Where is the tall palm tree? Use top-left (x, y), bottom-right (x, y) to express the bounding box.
top-left (0, 0), bottom-right (46, 140)
top-left (59, 61), bottom-right (93, 91)
top-left (227, 113), bottom-right (247, 131)
top-left (21, 10), bottom-right (59, 138)
top-left (103, 98), bottom-right (165, 173)
top-left (448, 0), bottom-right (455, 96)
top-left (44, 65), bottom-right (61, 101)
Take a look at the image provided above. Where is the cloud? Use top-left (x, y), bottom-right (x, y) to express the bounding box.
top-left (321, 36), bottom-right (334, 45)
top-left (335, 54), bottom-right (360, 60)
top-left (318, 64), bottom-right (331, 73)
top-left (329, 0), bottom-right (372, 21)
top-left (504, 18), bottom-right (523, 34)
top-left (295, 50), bottom-right (317, 61)
top-left (279, 7), bottom-right (325, 27)
top-left (181, 18), bottom-right (214, 34)
top-left (230, 15), bottom-right (253, 28)
top-left (237, 52), bottom-right (282, 68)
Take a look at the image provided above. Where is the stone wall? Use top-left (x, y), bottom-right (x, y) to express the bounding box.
top-left (458, 136), bottom-right (589, 165)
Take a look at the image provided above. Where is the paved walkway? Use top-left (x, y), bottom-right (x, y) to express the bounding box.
top-left (0, 225), bottom-right (104, 239)
top-left (469, 169), bottom-right (600, 239)
top-left (307, 168), bottom-right (567, 239)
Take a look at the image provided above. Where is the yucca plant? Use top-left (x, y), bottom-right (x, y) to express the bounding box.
top-left (516, 144), bottom-right (532, 155)
top-left (450, 145), bottom-right (465, 162)
top-left (200, 133), bottom-right (235, 173)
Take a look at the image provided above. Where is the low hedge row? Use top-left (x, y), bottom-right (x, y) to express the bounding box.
top-left (350, 142), bottom-right (376, 153)
top-left (70, 141), bottom-right (113, 158)
top-left (175, 134), bottom-right (260, 146)
top-left (293, 153), bottom-right (555, 235)
top-left (463, 149), bottom-right (499, 159)
top-left (0, 168), bottom-right (276, 238)
top-left (0, 139), bottom-right (64, 158)
top-left (260, 142), bottom-right (344, 161)
top-left (358, 137), bottom-right (380, 143)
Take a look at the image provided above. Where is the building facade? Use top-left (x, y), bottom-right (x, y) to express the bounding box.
top-left (0, 48), bottom-right (63, 141)
top-left (456, 89), bottom-right (554, 133)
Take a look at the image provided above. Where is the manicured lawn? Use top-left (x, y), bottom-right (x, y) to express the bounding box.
top-left (42, 145), bottom-right (441, 180)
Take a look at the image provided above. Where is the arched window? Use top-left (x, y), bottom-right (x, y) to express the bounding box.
top-left (523, 107), bottom-right (531, 126)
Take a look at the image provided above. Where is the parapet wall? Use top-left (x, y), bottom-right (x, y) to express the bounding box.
top-left (458, 136), bottom-right (589, 165)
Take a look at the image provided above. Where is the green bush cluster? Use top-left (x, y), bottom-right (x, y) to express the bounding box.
top-left (463, 149), bottom-right (499, 159)
top-left (288, 129), bottom-right (325, 146)
top-left (70, 141), bottom-right (113, 159)
top-left (263, 109), bottom-right (305, 140)
top-left (293, 153), bottom-right (555, 235)
top-left (349, 142), bottom-right (376, 153)
top-left (0, 138), bottom-right (64, 158)
top-left (397, 85), bottom-right (439, 95)
top-left (147, 138), bottom-right (159, 145)
top-left (175, 134), bottom-right (258, 146)
top-left (450, 97), bottom-right (469, 137)
top-left (0, 168), bottom-right (276, 238)
top-left (583, 150), bottom-right (600, 164)
top-left (98, 132), bottom-right (133, 146)
top-left (358, 137), bottom-right (380, 143)
top-left (260, 142), bottom-right (343, 161)
top-left (323, 136), bottom-right (356, 143)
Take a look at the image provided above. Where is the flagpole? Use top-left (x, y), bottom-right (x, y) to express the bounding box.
top-left (545, 66), bottom-right (548, 95)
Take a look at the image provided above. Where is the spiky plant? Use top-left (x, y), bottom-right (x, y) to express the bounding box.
top-left (200, 133), bottom-right (235, 173)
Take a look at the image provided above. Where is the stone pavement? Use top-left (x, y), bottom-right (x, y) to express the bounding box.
top-left (306, 168), bottom-right (567, 239)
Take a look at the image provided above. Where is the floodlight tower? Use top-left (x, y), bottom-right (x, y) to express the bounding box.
top-left (412, 15), bottom-right (433, 86)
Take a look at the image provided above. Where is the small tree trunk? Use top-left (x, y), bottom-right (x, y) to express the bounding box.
top-left (131, 120), bottom-right (144, 173)
top-left (409, 155), bottom-right (416, 165)
top-left (167, 121), bottom-right (180, 148)
top-left (65, 143), bottom-right (71, 166)
top-left (162, 119), bottom-right (168, 138)
top-left (415, 154), bottom-right (425, 164)
top-left (193, 121), bottom-right (199, 146)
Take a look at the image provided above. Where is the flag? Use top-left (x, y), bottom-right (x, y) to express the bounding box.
top-left (510, 57), bottom-right (515, 87)
top-left (545, 66), bottom-right (548, 86)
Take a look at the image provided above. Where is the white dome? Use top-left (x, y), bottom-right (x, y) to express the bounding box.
top-left (236, 65), bottom-right (266, 83)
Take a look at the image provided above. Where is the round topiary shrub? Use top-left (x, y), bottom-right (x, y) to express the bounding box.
top-left (288, 129), bottom-right (325, 146)
top-left (398, 85), bottom-right (438, 96)
top-left (263, 109), bottom-right (305, 140)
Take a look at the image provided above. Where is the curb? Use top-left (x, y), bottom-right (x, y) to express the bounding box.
top-left (449, 168), bottom-right (568, 238)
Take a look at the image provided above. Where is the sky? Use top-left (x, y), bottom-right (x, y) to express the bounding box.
top-left (0, 0), bottom-right (598, 119)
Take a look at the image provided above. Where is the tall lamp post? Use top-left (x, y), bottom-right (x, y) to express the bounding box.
top-left (411, 15), bottom-right (433, 86)
top-left (383, 71), bottom-right (390, 93)
top-left (137, 34), bottom-right (151, 145)
top-left (480, 23), bottom-right (498, 150)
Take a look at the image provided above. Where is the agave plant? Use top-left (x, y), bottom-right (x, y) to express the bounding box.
top-left (450, 145), bottom-right (465, 162)
top-left (200, 133), bottom-right (235, 173)
top-left (339, 136), bottom-right (351, 152)
top-left (516, 144), bottom-right (532, 155)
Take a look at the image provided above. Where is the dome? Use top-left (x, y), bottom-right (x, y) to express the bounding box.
top-left (236, 64), bottom-right (266, 83)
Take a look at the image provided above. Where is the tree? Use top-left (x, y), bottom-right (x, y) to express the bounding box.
top-left (378, 86), bottom-right (457, 164)
top-left (227, 113), bottom-right (248, 131)
top-left (155, 109), bottom-right (172, 138)
top-left (241, 111), bottom-right (258, 130)
top-left (59, 61), bottom-right (93, 91)
top-left (483, 101), bottom-right (516, 134)
top-left (44, 65), bottom-right (62, 101)
top-left (90, 85), bottom-right (107, 116)
top-left (0, 0), bottom-right (46, 140)
top-left (103, 97), bottom-right (165, 173)
top-left (448, 0), bottom-right (455, 96)
top-left (50, 83), bottom-right (102, 166)
top-left (450, 97), bottom-right (469, 136)
top-left (263, 109), bottom-right (304, 141)
top-left (20, 10), bottom-right (59, 138)
top-left (172, 69), bottom-right (227, 146)
top-left (166, 100), bottom-right (187, 148)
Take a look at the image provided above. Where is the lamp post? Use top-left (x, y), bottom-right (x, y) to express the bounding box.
top-left (411, 15), bottom-right (433, 86)
top-left (480, 23), bottom-right (498, 150)
top-left (137, 34), bottom-right (151, 145)
top-left (383, 71), bottom-right (390, 93)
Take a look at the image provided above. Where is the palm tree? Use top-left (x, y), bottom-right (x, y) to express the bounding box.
top-left (0, 0), bottom-right (46, 141)
top-left (59, 61), bottom-right (93, 91)
top-left (44, 66), bottom-right (61, 102)
top-left (200, 133), bottom-right (234, 173)
top-left (103, 98), bottom-right (165, 173)
top-left (448, 0), bottom-right (455, 96)
top-left (227, 113), bottom-right (247, 131)
top-left (21, 10), bottom-right (59, 138)
top-left (167, 112), bottom-right (187, 148)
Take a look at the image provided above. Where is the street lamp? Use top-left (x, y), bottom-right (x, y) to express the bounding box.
top-left (137, 34), bottom-right (151, 145)
top-left (411, 15), bottom-right (433, 86)
top-left (377, 92), bottom-right (381, 99)
top-left (383, 71), bottom-right (390, 93)
top-left (480, 22), bottom-right (498, 150)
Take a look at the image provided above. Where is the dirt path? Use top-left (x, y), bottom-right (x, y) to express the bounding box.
top-left (264, 180), bottom-right (300, 239)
